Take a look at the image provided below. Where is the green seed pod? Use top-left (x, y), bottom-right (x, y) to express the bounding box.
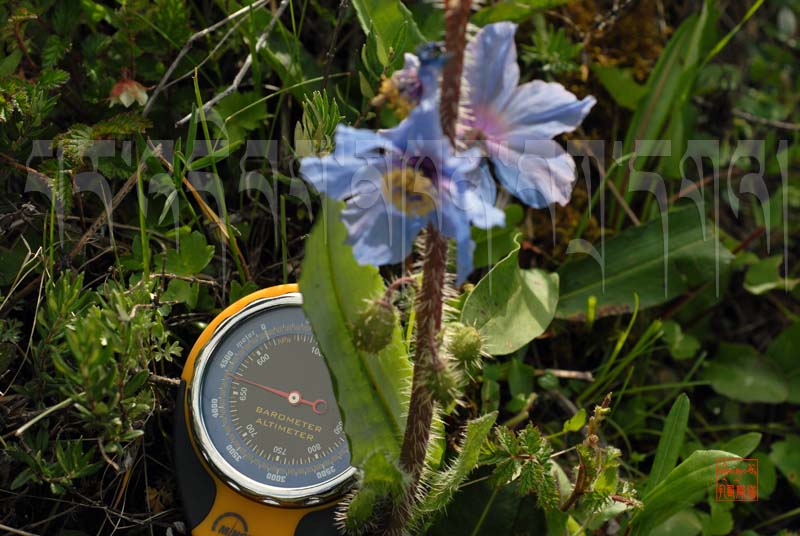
top-left (340, 486), bottom-right (381, 535)
top-left (352, 298), bottom-right (396, 353)
top-left (425, 359), bottom-right (461, 407)
top-left (447, 323), bottom-right (483, 364)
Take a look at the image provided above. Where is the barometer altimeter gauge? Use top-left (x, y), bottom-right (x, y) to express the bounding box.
top-left (175, 285), bottom-right (355, 536)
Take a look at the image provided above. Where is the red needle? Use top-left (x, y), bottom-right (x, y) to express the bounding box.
top-left (226, 373), bottom-right (328, 414)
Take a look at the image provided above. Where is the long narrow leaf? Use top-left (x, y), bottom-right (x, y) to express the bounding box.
top-left (633, 449), bottom-right (738, 535)
top-left (643, 394), bottom-right (690, 495)
top-left (412, 412), bottom-right (498, 528)
top-left (299, 199), bottom-right (412, 468)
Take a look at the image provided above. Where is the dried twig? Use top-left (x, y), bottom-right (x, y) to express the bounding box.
top-left (606, 179), bottom-right (640, 226)
top-left (535, 369), bottom-right (595, 382)
top-left (732, 108), bottom-right (800, 131)
top-left (147, 140), bottom-right (252, 281)
top-left (322, 0), bottom-right (351, 91)
top-left (174, 0), bottom-right (291, 126)
top-left (68, 145), bottom-right (162, 259)
top-left (147, 373), bottom-right (182, 387)
top-left (13, 397), bottom-right (74, 437)
top-left (0, 523), bottom-right (39, 536)
top-left (143, 0), bottom-right (271, 116)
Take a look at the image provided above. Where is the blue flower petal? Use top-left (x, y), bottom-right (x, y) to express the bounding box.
top-left (341, 200), bottom-right (425, 267)
top-left (335, 124), bottom-right (396, 155)
top-left (436, 187), bottom-right (476, 284)
top-left (381, 98), bottom-right (444, 156)
top-left (446, 163), bottom-right (505, 230)
top-left (501, 82), bottom-right (596, 140)
top-left (463, 22), bottom-right (519, 116)
top-left (463, 170), bottom-right (506, 229)
top-left (401, 52), bottom-right (420, 71)
top-left (455, 236), bottom-right (476, 285)
top-left (300, 124), bottom-right (398, 199)
top-left (488, 139), bottom-right (577, 208)
top-left (299, 154), bottom-right (387, 200)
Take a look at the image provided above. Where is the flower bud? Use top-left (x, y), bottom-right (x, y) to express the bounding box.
top-left (447, 323), bottom-right (483, 364)
top-left (109, 78), bottom-right (149, 108)
top-left (424, 359), bottom-right (461, 407)
top-left (352, 298), bottom-right (396, 353)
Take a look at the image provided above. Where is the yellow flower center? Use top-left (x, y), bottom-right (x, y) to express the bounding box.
top-left (382, 167), bottom-right (437, 217)
top-left (377, 77), bottom-right (414, 119)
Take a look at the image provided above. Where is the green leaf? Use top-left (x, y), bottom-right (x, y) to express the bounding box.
top-left (92, 112), bottom-right (152, 137)
top-left (344, 451), bottom-right (407, 531)
top-left (702, 0), bottom-right (764, 65)
top-left (706, 498), bottom-right (734, 535)
top-left (743, 255), bottom-right (799, 294)
top-left (718, 433), bottom-right (761, 458)
top-left (591, 64), bottom-right (647, 111)
top-left (633, 449), bottom-right (738, 535)
top-left (611, 3), bottom-right (717, 208)
top-left (769, 435), bottom-right (800, 489)
top-left (701, 343), bottom-right (788, 403)
top-left (160, 231), bottom-right (215, 276)
top-left (765, 321), bottom-right (800, 403)
top-left (214, 91), bottom-right (271, 146)
top-left (462, 245), bottom-right (558, 355)
top-left (472, 0), bottom-right (570, 26)
top-left (224, 7), bottom-right (321, 99)
top-left (557, 205), bottom-right (733, 320)
top-left (481, 378), bottom-right (501, 414)
top-left (650, 510), bottom-right (703, 536)
top-left (37, 68), bottom-right (70, 89)
top-left (427, 477), bottom-right (528, 536)
top-left (507, 356), bottom-right (534, 398)
top-left (10, 468), bottom-right (33, 490)
top-left (230, 280), bottom-right (260, 303)
top-left (472, 206), bottom-right (524, 269)
top-left (562, 408), bottom-right (586, 433)
top-left (661, 320), bottom-right (700, 360)
top-left (520, 18), bottom-right (582, 76)
top-left (161, 279), bottom-right (199, 309)
top-left (752, 452), bottom-right (777, 499)
top-left (413, 412), bottom-right (498, 527)
top-left (0, 49), bottom-right (23, 77)
top-left (52, 1), bottom-right (83, 36)
top-left (299, 199), bottom-right (412, 470)
top-left (187, 140), bottom-right (243, 171)
top-left (42, 35), bottom-right (69, 68)
top-left (124, 370), bottom-right (150, 398)
top-left (351, 0), bottom-right (424, 61)
top-left (645, 394), bottom-right (689, 496)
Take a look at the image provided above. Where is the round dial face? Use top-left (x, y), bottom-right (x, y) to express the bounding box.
top-left (193, 297), bottom-right (352, 499)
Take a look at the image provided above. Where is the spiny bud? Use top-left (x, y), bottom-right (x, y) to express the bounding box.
top-left (339, 486), bottom-right (382, 535)
top-left (337, 453), bottom-right (406, 534)
top-left (352, 298), bottom-right (396, 353)
top-left (424, 359), bottom-right (462, 407)
top-left (446, 323), bottom-right (483, 364)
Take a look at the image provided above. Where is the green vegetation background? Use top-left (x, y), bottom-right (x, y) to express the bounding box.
top-left (1, 0), bottom-right (799, 534)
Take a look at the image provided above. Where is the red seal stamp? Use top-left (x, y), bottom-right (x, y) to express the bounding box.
top-left (715, 458), bottom-right (758, 502)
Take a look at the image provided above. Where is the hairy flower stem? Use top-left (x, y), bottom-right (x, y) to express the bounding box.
top-left (389, 226), bottom-right (447, 534)
top-left (387, 3), bottom-right (473, 533)
top-left (440, 0), bottom-right (472, 142)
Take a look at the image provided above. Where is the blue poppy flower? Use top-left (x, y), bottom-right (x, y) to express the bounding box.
top-left (460, 22), bottom-right (596, 208)
top-left (300, 61), bottom-right (503, 283)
